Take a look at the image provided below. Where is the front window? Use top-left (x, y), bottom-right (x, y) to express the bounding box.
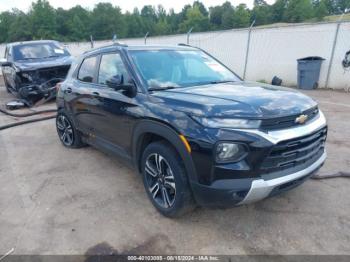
top-left (12, 42), bottom-right (70, 61)
top-left (98, 53), bottom-right (131, 85)
top-left (129, 50), bottom-right (240, 89)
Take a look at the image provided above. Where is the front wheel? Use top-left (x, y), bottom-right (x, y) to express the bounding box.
top-left (56, 112), bottom-right (85, 148)
top-left (141, 141), bottom-right (195, 217)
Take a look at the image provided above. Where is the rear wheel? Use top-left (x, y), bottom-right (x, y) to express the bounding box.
top-left (56, 112), bottom-right (85, 148)
top-left (141, 141), bottom-right (195, 217)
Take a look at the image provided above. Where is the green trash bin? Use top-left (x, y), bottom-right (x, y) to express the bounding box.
top-left (297, 56), bottom-right (325, 90)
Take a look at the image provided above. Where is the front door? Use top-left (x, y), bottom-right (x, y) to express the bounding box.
top-left (91, 52), bottom-right (138, 153)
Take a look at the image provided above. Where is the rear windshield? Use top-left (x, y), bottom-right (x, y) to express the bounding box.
top-left (13, 42), bottom-right (70, 61)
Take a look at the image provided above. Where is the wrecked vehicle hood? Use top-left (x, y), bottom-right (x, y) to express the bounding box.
top-left (14, 56), bottom-right (74, 71)
top-left (152, 81), bottom-right (318, 119)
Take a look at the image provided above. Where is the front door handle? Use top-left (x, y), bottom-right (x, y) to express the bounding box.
top-left (92, 91), bottom-right (100, 96)
top-left (65, 87), bottom-right (72, 93)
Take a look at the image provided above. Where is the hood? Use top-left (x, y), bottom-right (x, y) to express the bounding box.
top-left (152, 81), bottom-right (318, 119)
top-left (14, 56), bottom-right (74, 71)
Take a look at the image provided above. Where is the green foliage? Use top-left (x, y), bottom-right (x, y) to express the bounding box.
top-left (0, 0), bottom-right (347, 44)
top-left (271, 0), bottom-right (288, 22)
top-left (314, 0), bottom-right (329, 20)
top-left (0, 12), bottom-right (17, 43)
top-left (252, 0), bottom-right (272, 25)
top-left (29, 0), bottom-right (57, 39)
top-left (8, 9), bottom-right (32, 42)
top-left (232, 4), bottom-right (251, 27)
top-left (335, 0), bottom-right (350, 13)
top-left (125, 10), bottom-right (144, 37)
top-left (90, 3), bottom-right (126, 40)
top-left (179, 5), bottom-right (210, 32)
top-left (221, 8), bottom-right (235, 29)
top-left (65, 6), bottom-right (90, 41)
top-left (209, 6), bottom-right (223, 27)
top-left (284, 0), bottom-right (314, 22)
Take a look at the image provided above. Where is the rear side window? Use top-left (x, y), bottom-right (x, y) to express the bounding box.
top-left (98, 53), bottom-right (131, 85)
top-left (78, 56), bottom-right (98, 83)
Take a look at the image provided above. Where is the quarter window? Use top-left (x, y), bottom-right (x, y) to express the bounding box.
top-left (98, 53), bottom-right (131, 85)
top-left (78, 56), bottom-right (98, 83)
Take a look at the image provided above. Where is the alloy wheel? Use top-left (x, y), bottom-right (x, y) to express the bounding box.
top-left (145, 153), bottom-right (176, 209)
top-left (56, 115), bottom-right (74, 146)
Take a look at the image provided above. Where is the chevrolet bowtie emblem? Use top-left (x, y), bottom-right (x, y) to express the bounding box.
top-left (295, 114), bottom-right (308, 124)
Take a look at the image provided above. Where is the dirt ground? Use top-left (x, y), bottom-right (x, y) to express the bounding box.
top-left (0, 84), bottom-right (349, 255)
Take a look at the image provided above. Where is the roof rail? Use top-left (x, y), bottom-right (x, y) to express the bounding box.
top-left (113, 41), bottom-right (128, 47)
top-left (178, 43), bottom-right (195, 48)
top-left (178, 43), bottom-right (206, 52)
top-left (83, 42), bottom-right (128, 54)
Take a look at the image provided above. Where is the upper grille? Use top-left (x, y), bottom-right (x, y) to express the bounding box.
top-left (261, 107), bottom-right (319, 131)
top-left (37, 66), bottom-right (70, 80)
top-left (261, 126), bottom-right (327, 173)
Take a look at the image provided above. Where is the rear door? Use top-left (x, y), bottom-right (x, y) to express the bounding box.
top-left (68, 54), bottom-right (101, 134)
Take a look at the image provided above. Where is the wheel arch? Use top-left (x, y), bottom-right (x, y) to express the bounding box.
top-left (132, 119), bottom-right (198, 182)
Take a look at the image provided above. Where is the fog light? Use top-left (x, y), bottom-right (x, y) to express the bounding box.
top-left (216, 142), bottom-right (247, 163)
top-left (232, 190), bottom-right (248, 201)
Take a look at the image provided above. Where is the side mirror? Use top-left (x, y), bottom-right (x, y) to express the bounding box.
top-left (106, 74), bottom-right (123, 89)
top-left (0, 58), bottom-right (11, 67)
top-left (106, 74), bottom-right (137, 97)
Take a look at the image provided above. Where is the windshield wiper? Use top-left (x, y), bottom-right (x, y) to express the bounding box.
top-left (210, 80), bottom-right (237, 84)
top-left (18, 57), bottom-right (41, 61)
top-left (148, 86), bottom-right (177, 91)
top-left (42, 55), bottom-right (60, 59)
top-left (18, 55), bottom-right (61, 61)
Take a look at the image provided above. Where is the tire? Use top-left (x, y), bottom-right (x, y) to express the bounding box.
top-left (141, 141), bottom-right (195, 218)
top-left (56, 111), bottom-right (85, 148)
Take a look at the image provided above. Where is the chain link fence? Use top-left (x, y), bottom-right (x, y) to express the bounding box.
top-left (1, 21), bottom-right (349, 90)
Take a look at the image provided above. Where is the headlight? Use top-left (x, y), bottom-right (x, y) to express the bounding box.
top-left (191, 116), bottom-right (261, 129)
top-left (21, 72), bottom-right (34, 81)
top-left (216, 142), bottom-right (247, 163)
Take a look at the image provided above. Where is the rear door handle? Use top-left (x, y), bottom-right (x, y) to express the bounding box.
top-left (65, 87), bottom-right (72, 93)
top-left (92, 91), bottom-right (100, 96)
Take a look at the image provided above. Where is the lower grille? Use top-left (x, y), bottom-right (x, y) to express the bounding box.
top-left (261, 126), bottom-right (327, 173)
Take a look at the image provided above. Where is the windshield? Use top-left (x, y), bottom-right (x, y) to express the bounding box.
top-left (13, 42), bottom-right (70, 61)
top-left (129, 50), bottom-right (240, 89)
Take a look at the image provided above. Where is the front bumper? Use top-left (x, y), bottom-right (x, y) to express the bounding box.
top-left (191, 151), bottom-right (326, 207)
top-left (190, 110), bottom-right (327, 207)
top-left (238, 151), bottom-right (326, 205)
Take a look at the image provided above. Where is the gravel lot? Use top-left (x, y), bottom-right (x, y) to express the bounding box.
top-left (0, 84), bottom-right (349, 255)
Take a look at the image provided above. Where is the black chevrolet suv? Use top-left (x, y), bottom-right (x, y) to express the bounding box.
top-left (56, 44), bottom-right (327, 217)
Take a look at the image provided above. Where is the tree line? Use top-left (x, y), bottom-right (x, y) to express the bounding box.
top-left (0, 0), bottom-right (349, 44)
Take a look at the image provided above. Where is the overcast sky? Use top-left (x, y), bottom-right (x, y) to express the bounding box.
top-left (0, 0), bottom-right (276, 13)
